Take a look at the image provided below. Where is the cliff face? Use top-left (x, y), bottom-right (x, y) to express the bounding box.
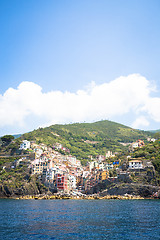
top-left (100, 183), bottom-right (160, 198)
top-left (1, 176), bottom-right (160, 198)
top-left (0, 176), bottom-right (50, 198)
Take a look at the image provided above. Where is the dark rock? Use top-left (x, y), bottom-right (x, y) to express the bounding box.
top-left (100, 183), bottom-right (160, 198)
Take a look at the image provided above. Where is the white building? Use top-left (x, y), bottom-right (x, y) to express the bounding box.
top-left (106, 151), bottom-right (115, 158)
top-left (129, 160), bottom-right (143, 169)
top-left (19, 140), bottom-right (30, 150)
top-left (147, 137), bottom-right (156, 142)
top-left (99, 162), bottom-right (106, 170)
top-left (89, 161), bottom-right (98, 172)
top-left (106, 163), bottom-right (114, 170)
top-left (132, 142), bottom-right (139, 148)
top-left (34, 148), bottom-right (43, 158)
top-left (46, 167), bottom-right (58, 182)
top-left (69, 175), bottom-right (76, 189)
top-left (82, 171), bottom-right (90, 178)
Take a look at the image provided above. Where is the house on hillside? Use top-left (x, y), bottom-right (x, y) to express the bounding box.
top-left (128, 159), bottom-right (143, 169)
top-left (129, 140), bottom-right (145, 151)
top-left (19, 140), bottom-right (30, 150)
top-left (32, 159), bottom-right (47, 174)
top-left (147, 137), bottom-right (156, 142)
top-left (106, 151), bottom-right (115, 158)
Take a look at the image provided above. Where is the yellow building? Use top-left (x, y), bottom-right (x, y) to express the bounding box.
top-left (100, 170), bottom-right (109, 181)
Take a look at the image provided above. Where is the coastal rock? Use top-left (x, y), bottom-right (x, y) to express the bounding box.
top-left (0, 177), bottom-right (49, 198)
top-left (100, 183), bottom-right (160, 198)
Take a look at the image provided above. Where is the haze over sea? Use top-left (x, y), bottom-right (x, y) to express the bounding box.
top-left (0, 199), bottom-right (160, 240)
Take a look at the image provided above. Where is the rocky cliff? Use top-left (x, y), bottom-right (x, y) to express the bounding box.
top-left (0, 175), bottom-right (53, 198)
top-left (100, 183), bottom-right (160, 198)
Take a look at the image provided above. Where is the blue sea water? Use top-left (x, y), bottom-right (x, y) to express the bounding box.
top-left (0, 199), bottom-right (160, 240)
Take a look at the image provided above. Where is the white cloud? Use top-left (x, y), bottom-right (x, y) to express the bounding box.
top-left (0, 74), bottom-right (160, 132)
top-left (131, 116), bottom-right (150, 129)
top-left (142, 98), bottom-right (160, 122)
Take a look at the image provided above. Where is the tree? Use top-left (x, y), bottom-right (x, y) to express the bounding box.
top-left (1, 135), bottom-right (14, 145)
top-left (154, 132), bottom-right (160, 140)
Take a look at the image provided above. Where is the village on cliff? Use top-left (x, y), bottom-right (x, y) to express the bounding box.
top-left (8, 137), bottom-right (156, 196)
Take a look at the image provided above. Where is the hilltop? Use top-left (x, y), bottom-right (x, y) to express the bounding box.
top-left (20, 120), bottom-right (152, 164)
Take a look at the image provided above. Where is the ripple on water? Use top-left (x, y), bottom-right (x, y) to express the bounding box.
top-left (0, 199), bottom-right (160, 240)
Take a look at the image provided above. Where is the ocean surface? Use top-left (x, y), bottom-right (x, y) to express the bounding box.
top-left (0, 199), bottom-right (160, 240)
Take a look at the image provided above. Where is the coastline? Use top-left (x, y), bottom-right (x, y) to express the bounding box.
top-left (0, 193), bottom-right (155, 200)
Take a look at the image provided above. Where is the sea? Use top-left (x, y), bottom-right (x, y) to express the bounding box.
top-left (0, 199), bottom-right (160, 240)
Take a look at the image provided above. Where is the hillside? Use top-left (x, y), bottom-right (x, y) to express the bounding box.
top-left (21, 120), bottom-right (153, 163)
top-left (0, 121), bottom-right (160, 198)
top-left (131, 139), bottom-right (160, 184)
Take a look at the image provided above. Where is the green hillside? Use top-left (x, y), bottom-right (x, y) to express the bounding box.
top-left (131, 139), bottom-right (160, 184)
top-left (20, 120), bottom-right (153, 164)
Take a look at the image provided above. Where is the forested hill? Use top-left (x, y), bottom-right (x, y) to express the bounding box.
top-left (20, 120), bottom-right (153, 163)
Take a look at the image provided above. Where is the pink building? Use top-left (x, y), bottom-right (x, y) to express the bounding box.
top-left (56, 174), bottom-right (69, 192)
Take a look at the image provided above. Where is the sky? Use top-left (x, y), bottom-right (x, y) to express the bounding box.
top-left (0, 0), bottom-right (160, 135)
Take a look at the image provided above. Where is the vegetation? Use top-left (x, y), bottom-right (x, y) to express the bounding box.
top-left (1, 135), bottom-right (14, 145)
top-left (0, 138), bottom-right (23, 156)
top-left (131, 140), bottom-right (160, 184)
top-left (153, 131), bottom-right (160, 140)
top-left (0, 120), bottom-right (160, 197)
top-left (21, 120), bottom-right (153, 163)
top-left (0, 157), bottom-right (48, 197)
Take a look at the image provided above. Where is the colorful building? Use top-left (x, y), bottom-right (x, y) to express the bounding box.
top-left (56, 174), bottom-right (69, 192)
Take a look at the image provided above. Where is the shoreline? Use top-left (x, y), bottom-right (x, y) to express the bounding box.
top-left (0, 194), bottom-right (158, 200)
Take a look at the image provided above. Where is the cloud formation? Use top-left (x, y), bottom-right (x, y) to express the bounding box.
top-left (131, 116), bottom-right (150, 129)
top-left (0, 74), bottom-right (160, 133)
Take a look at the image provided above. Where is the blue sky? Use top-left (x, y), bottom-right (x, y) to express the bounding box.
top-left (0, 0), bottom-right (160, 135)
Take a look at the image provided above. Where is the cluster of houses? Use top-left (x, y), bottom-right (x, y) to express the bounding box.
top-left (28, 142), bottom-right (82, 192)
top-left (18, 139), bottom-right (154, 193)
top-left (76, 159), bottom-right (119, 192)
